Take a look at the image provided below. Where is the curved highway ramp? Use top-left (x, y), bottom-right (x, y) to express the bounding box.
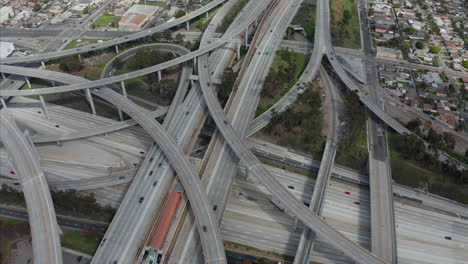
top-left (0, 110), bottom-right (63, 264)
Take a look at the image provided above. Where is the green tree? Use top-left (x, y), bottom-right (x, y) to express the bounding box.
top-left (162, 29), bottom-right (172, 41)
top-left (429, 46), bottom-right (441, 53)
top-left (175, 33), bottom-right (184, 45)
top-left (218, 71), bottom-right (237, 104)
top-left (59, 56), bottom-right (83, 72)
top-left (175, 10), bottom-right (186, 18)
top-left (463, 60), bottom-right (468, 69)
top-left (342, 10), bottom-right (352, 24)
top-left (415, 41), bottom-right (424, 49)
top-left (33, 3), bottom-right (41, 12)
top-left (407, 119), bottom-right (422, 133)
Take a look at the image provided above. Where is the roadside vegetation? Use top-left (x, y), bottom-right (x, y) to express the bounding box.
top-left (186, 5), bottom-right (220, 32)
top-left (0, 185), bottom-right (116, 222)
top-left (0, 216), bottom-right (103, 259)
top-left (218, 0), bottom-right (249, 33)
top-left (0, 216), bottom-right (31, 263)
top-left (288, 3), bottom-right (317, 42)
top-left (138, 0), bottom-right (164, 6)
top-left (388, 132), bottom-right (468, 205)
top-left (328, 66), bottom-right (368, 172)
top-left (260, 80), bottom-right (326, 158)
top-left (61, 227), bottom-right (103, 255)
top-left (64, 39), bottom-right (101, 50)
top-left (256, 50), bottom-right (308, 116)
top-left (225, 241), bottom-right (292, 263)
top-left (218, 70), bottom-right (238, 107)
top-left (91, 14), bottom-right (120, 28)
top-left (114, 48), bottom-right (179, 105)
top-left (330, 0), bottom-right (361, 49)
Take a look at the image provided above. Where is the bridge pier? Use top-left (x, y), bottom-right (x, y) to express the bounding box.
top-left (193, 57), bottom-right (197, 68)
top-left (115, 45), bottom-right (119, 54)
top-left (117, 81), bottom-right (127, 121)
top-left (118, 109), bottom-right (124, 121)
top-left (85, 89), bottom-right (96, 116)
top-left (245, 26), bottom-right (249, 46)
top-left (186, 21), bottom-right (190, 31)
top-left (158, 71), bottom-right (162, 82)
top-left (190, 79), bottom-right (195, 87)
top-left (0, 98), bottom-right (7, 109)
top-left (1, 72), bottom-right (5, 79)
top-left (39, 96), bottom-right (50, 120)
top-left (78, 54), bottom-right (82, 62)
top-left (237, 42), bottom-right (241, 60)
top-left (25, 77), bottom-right (31, 88)
top-left (206, 11), bottom-right (209, 18)
top-left (120, 81), bottom-right (127, 97)
top-left (41, 61), bottom-right (46, 69)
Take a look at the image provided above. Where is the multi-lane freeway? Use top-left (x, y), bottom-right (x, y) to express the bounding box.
top-left (1, 0), bottom-right (468, 263)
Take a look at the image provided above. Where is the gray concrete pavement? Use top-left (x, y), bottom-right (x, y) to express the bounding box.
top-left (0, 110), bottom-right (63, 264)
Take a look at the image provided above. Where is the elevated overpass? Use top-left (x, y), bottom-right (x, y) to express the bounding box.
top-left (0, 110), bottom-right (63, 264)
top-left (0, 0), bottom-right (227, 64)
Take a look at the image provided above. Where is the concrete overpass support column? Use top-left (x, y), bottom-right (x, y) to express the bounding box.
top-left (25, 77), bottom-right (31, 88)
top-left (78, 54), bottom-right (82, 62)
top-left (120, 81), bottom-right (127, 97)
top-left (158, 71), bottom-right (162, 82)
top-left (190, 79), bottom-right (195, 87)
top-left (186, 21), bottom-right (190, 31)
top-left (118, 109), bottom-right (124, 121)
top-left (193, 57), bottom-right (197, 68)
top-left (245, 26), bottom-right (249, 46)
top-left (39, 96), bottom-right (50, 120)
top-left (237, 42), bottom-right (241, 60)
top-left (0, 98), bottom-right (7, 109)
top-left (115, 45), bottom-right (119, 54)
top-left (206, 12), bottom-right (209, 18)
top-left (41, 61), bottom-right (46, 69)
top-left (1, 72), bottom-right (5, 79)
top-left (85, 89), bottom-right (96, 116)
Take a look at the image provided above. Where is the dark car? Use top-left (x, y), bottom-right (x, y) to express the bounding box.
top-left (445, 236), bottom-right (452, 240)
top-left (202, 226), bottom-right (207, 232)
top-left (138, 197), bottom-right (144, 203)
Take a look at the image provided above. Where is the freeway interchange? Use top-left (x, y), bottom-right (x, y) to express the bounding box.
top-left (0, 0), bottom-right (467, 264)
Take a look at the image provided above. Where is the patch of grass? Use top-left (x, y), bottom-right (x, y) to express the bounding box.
top-left (61, 229), bottom-right (102, 255)
top-left (139, 0), bottom-right (164, 6)
top-left (398, 81), bottom-right (412, 88)
top-left (92, 14), bottom-right (120, 28)
top-left (0, 216), bottom-right (31, 263)
top-left (256, 50), bottom-right (308, 116)
top-left (330, 0), bottom-right (361, 49)
top-left (64, 39), bottom-right (101, 50)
